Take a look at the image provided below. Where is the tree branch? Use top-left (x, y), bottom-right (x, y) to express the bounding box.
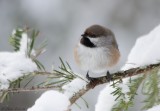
top-left (0, 85), bottom-right (60, 93)
top-left (0, 63), bottom-right (160, 105)
top-left (69, 62), bottom-right (160, 104)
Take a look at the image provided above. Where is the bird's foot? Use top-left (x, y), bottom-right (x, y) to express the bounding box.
top-left (106, 71), bottom-right (113, 82)
top-left (86, 71), bottom-right (98, 88)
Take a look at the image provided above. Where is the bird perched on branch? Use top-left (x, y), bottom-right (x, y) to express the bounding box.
top-left (74, 24), bottom-right (120, 81)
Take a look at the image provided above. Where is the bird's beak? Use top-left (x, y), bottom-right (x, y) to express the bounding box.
top-left (81, 34), bottom-right (85, 37)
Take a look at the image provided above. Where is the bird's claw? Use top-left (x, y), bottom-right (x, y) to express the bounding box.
top-left (86, 71), bottom-right (97, 88)
top-left (106, 71), bottom-right (113, 82)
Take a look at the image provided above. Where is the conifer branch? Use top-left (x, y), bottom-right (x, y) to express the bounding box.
top-left (1, 62), bottom-right (160, 104)
top-left (70, 62), bottom-right (160, 104)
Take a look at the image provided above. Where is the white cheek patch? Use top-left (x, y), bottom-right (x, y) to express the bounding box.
top-left (88, 37), bottom-right (100, 45)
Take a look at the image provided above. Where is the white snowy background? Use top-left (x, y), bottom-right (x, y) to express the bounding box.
top-left (0, 0), bottom-right (160, 111)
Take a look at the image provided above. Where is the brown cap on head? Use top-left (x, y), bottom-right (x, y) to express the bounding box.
top-left (82, 24), bottom-right (114, 38)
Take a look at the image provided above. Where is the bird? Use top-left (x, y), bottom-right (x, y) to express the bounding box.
top-left (74, 24), bottom-right (120, 81)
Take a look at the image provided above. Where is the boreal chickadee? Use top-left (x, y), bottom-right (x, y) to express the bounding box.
top-left (74, 25), bottom-right (120, 78)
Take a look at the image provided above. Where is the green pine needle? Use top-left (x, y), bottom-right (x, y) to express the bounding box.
top-left (111, 75), bottom-right (145, 111)
top-left (141, 69), bottom-right (160, 110)
top-left (9, 29), bottom-right (24, 51)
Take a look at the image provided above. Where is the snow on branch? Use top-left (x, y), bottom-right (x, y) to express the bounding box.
top-left (95, 24), bottom-right (160, 111)
top-left (146, 105), bottom-right (160, 111)
top-left (0, 28), bottom-right (45, 102)
top-left (0, 29), bottom-right (38, 90)
top-left (27, 90), bottom-right (71, 111)
top-left (69, 62), bottom-right (160, 104)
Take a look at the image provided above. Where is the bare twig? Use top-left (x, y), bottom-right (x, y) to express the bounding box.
top-left (34, 71), bottom-right (57, 75)
top-left (0, 85), bottom-right (60, 93)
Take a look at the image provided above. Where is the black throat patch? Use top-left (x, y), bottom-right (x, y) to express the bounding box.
top-left (80, 37), bottom-right (96, 48)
